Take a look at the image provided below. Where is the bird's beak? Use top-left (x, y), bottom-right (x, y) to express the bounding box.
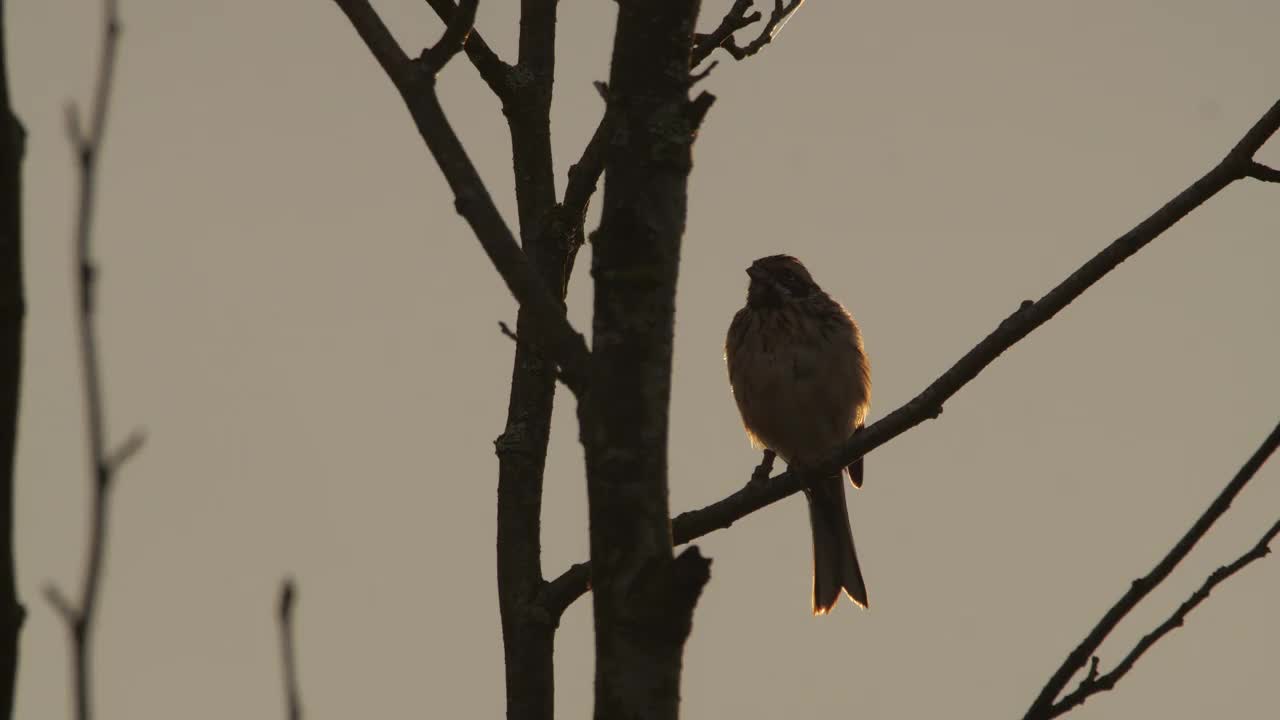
top-left (746, 266), bottom-right (768, 282)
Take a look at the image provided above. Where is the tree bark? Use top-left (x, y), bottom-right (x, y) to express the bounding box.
top-left (0, 2), bottom-right (25, 716)
top-left (584, 2), bottom-right (709, 717)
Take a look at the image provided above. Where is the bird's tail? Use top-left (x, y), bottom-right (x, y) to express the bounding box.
top-left (806, 472), bottom-right (869, 614)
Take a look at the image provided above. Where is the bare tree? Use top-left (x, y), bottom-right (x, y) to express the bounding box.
top-left (324, 1), bottom-right (1280, 718)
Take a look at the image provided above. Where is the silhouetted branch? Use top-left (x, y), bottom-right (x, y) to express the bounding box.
top-left (423, 0), bottom-right (511, 99)
top-left (277, 578), bottom-right (302, 720)
top-left (524, 96), bottom-right (612, 270)
top-left (44, 3), bottom-right (145, 719)
top-left (1048, 516), bottom-right (1280, 717)
top-left (0, 0), bottom-right (29, 712)
top-left (342, 3), bottom-right (571, 717)
top-left (1246, 160), bottom-right (1280, 183)
top-left (557, 108), bottom-right (610, 236)
top-left (418, 0), bottom-right (477, 75)
top-left (540, 97), bottom-right (1280, 617)
top-left (547, 0), bottom-right (783, 262)
top-left (329, 0), bottom-right (591, 395)
top-left (102, 428), bottom-right (145, 474)
top-left (692, 0), bottom-right (761, 66)
top-left (719, 0), bottom-right (805, 61)
top-left (487, 3), bottom-right (565, 719)
top-left (1024, 421), bottom-right (1280, 720)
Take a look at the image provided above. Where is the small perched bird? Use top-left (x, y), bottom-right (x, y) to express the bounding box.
top-left (725, 255), bottom-right (871, 614)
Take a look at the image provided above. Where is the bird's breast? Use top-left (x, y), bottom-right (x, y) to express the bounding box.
top-left (726, 305), bottom-right (869, 466)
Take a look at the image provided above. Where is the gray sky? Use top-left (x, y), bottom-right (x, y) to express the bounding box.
top-left (11, 0), bottom-right (1280, 717)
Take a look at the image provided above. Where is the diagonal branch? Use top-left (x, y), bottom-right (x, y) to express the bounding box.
top-left (1246, 160), bottom-right (1280, 183)
top-left (45, 2), bottom-right (147, 719)
top-left (539, 97), bottom-right (1280, 617)
top-left (1024, 421), bottom-right (1280, 720)
top-left (417, 0), bottom-right (477, 75)
top-left (538, 0), bottom-right (787, 283)
top-left (422, 0), bottom-right (511, 99)
top-left (527, 93), bottom-right (611, 262)
top-left (329, 0), bottom-right (591, 394)
top-left (1046, 514), bottom-right (1280, 719)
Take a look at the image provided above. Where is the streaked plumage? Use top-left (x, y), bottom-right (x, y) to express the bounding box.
top-left (725, 255), bottom-right (871, 614)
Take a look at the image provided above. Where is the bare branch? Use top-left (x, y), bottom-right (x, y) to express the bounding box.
top-left (1025, 421), bottom-right (1280, 719)
top-left (547, 0), bottom-right (792, 263)
top-left (540, 98), bottom-right (1280, 616)
top-left (422, 0), bottom-right (511, 98)
top-left (418, 0), bottom-right (477, 76)
top-left (329, 0), bottom-right (591, 394)
top-left (689, 60), bottom-right (719, 86)
top-left (564, 110), bottom-right (610, 227)
top-left (526, 100), bottom-right (613, 265)
top-left (50, 2), bottom-right (133, 719)
top-left (277, 578), bottom-right (303, 720)
top-left (688, 91), bottom-right (717, 133)
top-left (720, 0), bottom-right (806, 62)
top-left (103, 428), bottom-right (145, 474)
top-left (1046, 516), bottom-right (1280, 719)
top-left (41, 585), bottom-right (76, 624)
top-left (1246, 160), bottom-right (1280, 183)
top-left (692, 0), bottom-right (761, 66)
top-left (489, 3), bottom-right (563, 718)
top-left (0, 0), bottom-right (31, 711)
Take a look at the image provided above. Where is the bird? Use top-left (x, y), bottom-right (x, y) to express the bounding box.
top-left (725, 254), bottom-right (871, 614)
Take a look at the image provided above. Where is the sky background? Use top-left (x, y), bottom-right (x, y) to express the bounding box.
top-left (10, 0), bottom-right (1280, 717)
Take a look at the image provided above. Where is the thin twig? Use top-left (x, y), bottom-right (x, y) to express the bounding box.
top-left (497, 321), bottom-right (567, 385)
top-left (692, 0), bottom-right (761, 66)
top-left (721, 0), bottom-right (806, 61)
top-left (277, 578), bottom-right (302, 720)
top-left (545, 0), bottom-right (789, 258)
top-left (1046, 516), bottom-right (1280, 718)
top-left (1024, 421), bottom-right (1280, 720)
top-left (330, 0), bottom-right (591, 394)
top-left (539, 97), bottom-right (1280, 617)
top-left (527, 102), bottom-right (613, 261)
top-left (44, 2), bottom-right (145, 719)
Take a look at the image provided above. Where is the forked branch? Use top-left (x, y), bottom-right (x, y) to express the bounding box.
top-left (330, 0), bottom-right (591, 394)
top-left (44, 2), bottom-right (146, 719)
top-left (1024, 421), bottom-right (1280, 719)
top-left (700, 0), bottom-right (806, 64)
top-left (422, 0), bottom-right (511, 98)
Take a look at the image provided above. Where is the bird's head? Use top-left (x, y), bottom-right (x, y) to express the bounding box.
top-left (745, 255), bottom-right (818, 307)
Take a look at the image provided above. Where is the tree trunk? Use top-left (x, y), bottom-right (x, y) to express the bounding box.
top-left (585, 2), bottom-right (709, 717)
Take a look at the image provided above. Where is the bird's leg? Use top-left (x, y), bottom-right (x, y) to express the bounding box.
top-left (748, 449), bottom-right (776, 486)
